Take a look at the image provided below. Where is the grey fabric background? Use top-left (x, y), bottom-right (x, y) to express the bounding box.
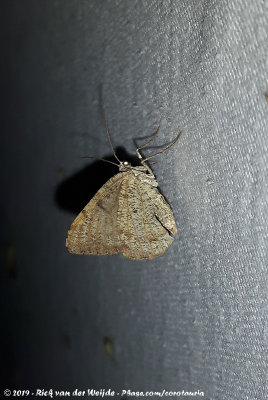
top-left (1, 1), bottom-right (267, 399)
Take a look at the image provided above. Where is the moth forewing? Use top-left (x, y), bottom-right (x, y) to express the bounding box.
top-left (66, 173), bottom-right (123, 255)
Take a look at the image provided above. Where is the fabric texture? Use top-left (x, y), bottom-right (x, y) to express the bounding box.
top-left (1, 1), bottom-right (267, 399)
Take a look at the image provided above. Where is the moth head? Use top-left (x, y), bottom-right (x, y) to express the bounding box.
top-left (119, 161), bottom-right (132, 171)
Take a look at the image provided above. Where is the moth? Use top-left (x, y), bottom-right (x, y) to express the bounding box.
top-left (66, 116), bottom-right (180, 260)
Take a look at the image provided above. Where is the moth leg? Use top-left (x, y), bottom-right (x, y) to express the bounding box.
top-left (136, 126), bottom-right (160, 177)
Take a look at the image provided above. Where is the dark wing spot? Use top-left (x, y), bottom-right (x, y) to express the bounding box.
top-left (97, 200), bottom-right (108, 212)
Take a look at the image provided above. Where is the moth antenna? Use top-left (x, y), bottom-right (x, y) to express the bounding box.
top-left (142, 131), bottom-right (181, 163)
top-left (81, 156), bottom-right (120, 167)
top-left (104, 106), bottom-right (121, 163)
